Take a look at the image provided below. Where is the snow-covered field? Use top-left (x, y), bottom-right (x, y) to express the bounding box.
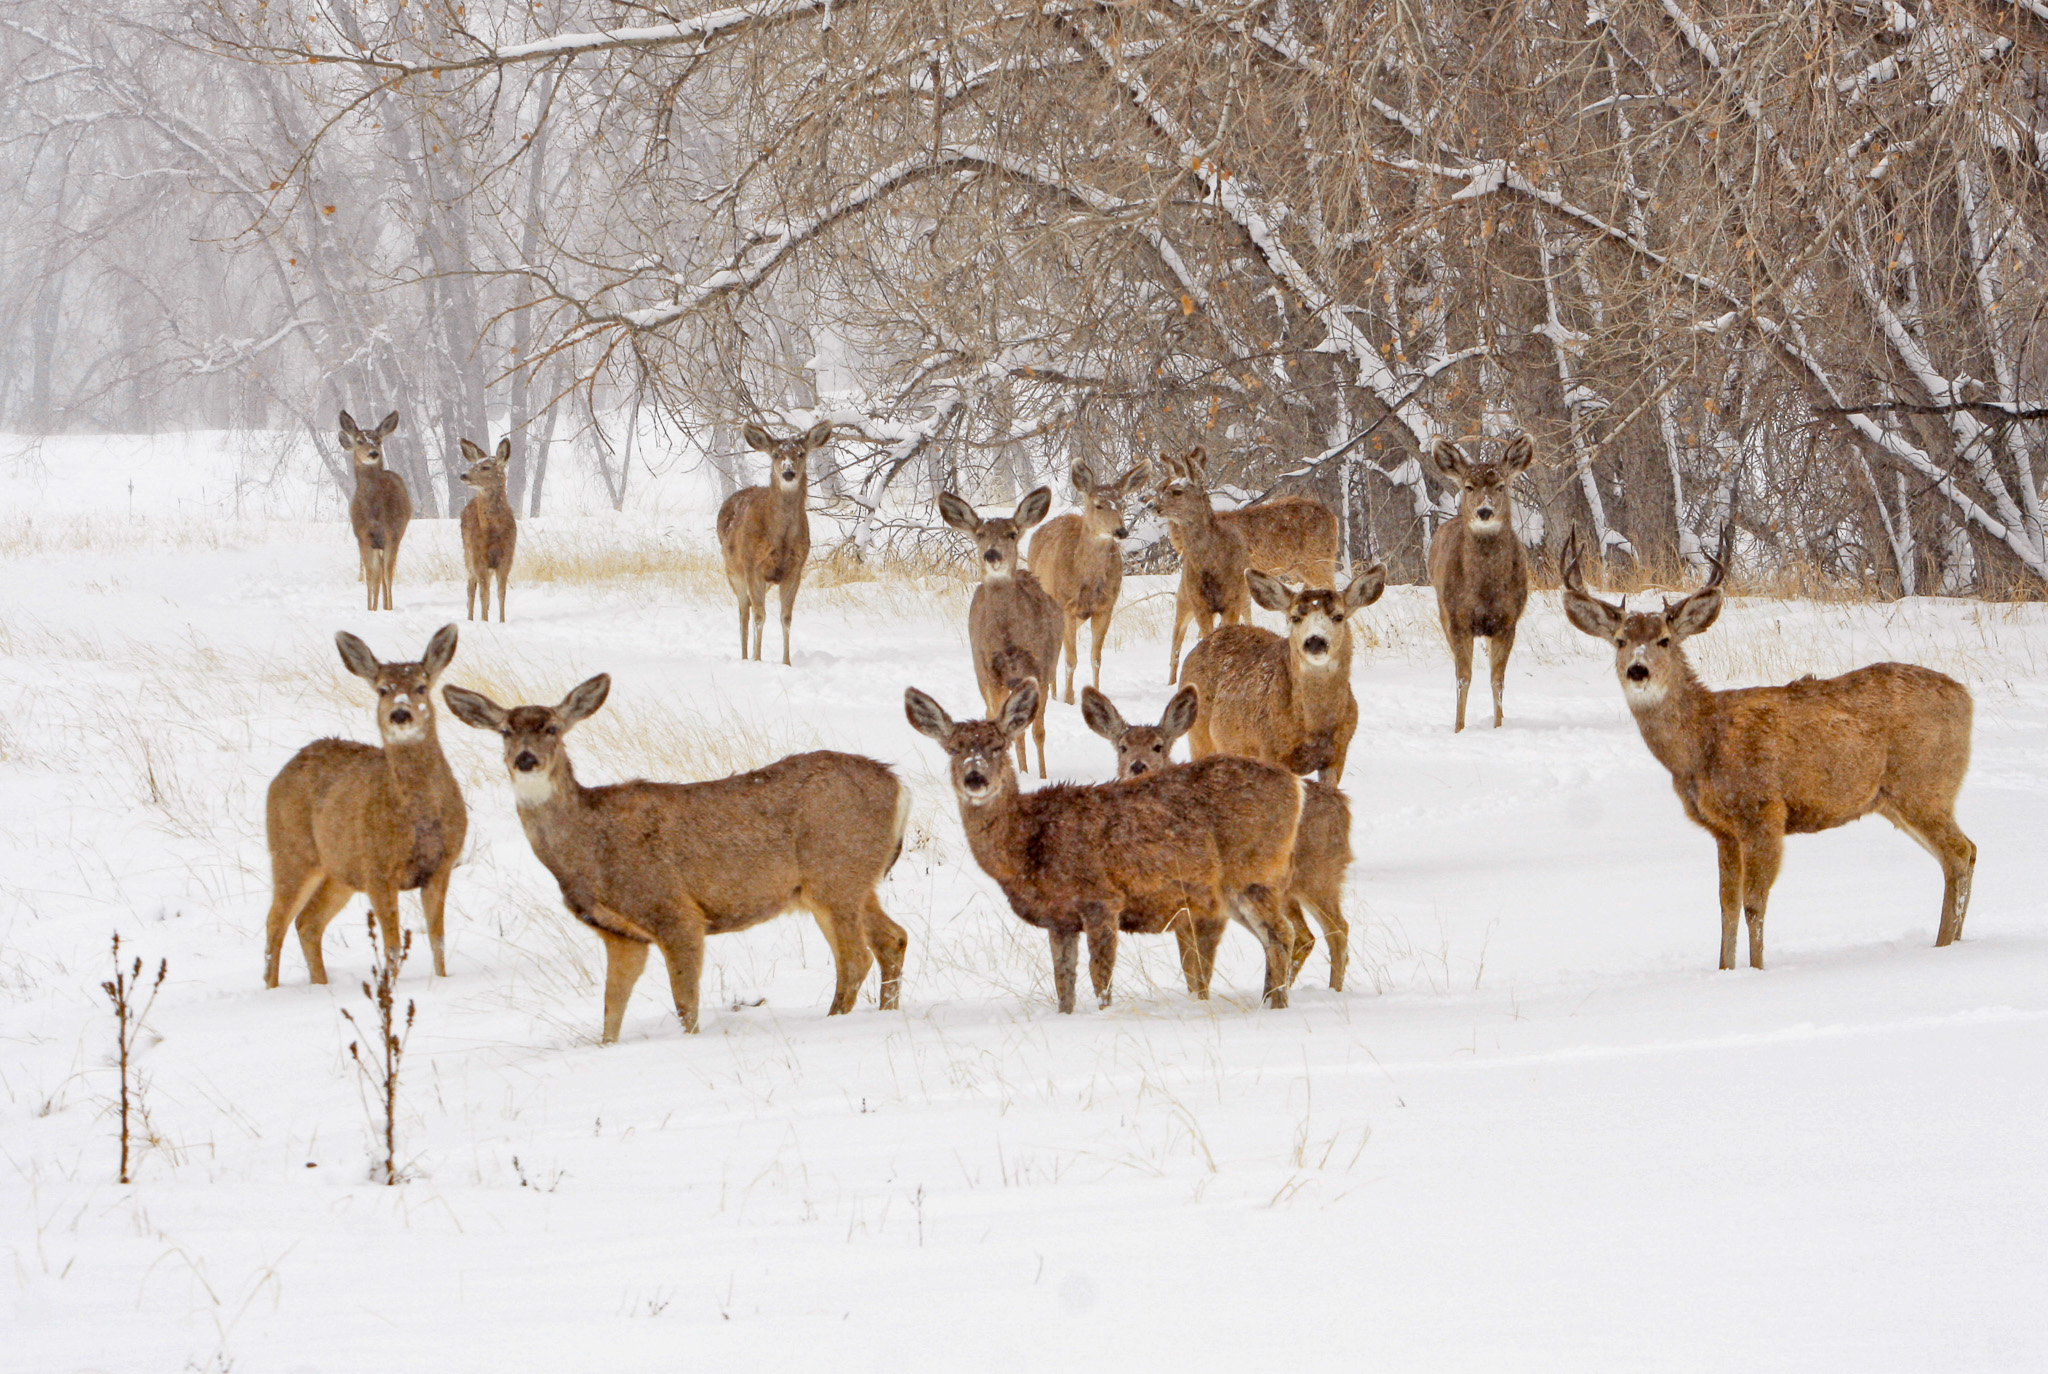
top-left (3, 434), bottom-right (2044, 1372)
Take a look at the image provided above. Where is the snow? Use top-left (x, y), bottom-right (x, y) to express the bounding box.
top-left (3, 433), bottom-right (2045, 1370)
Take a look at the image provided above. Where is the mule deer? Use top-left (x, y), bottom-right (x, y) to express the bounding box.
top-left (1428, 432), bottom-right (1534, 730)
top-left (1560, 529), bottom-right (1976, 969)
top-left (1178, 566), bottom-right (1386, 786)
top-left (718, 421), bottom-right (829, 664)
top-left (1081, 685), bottom-right (1355, 990)
top-left (263, 625), bottom-right (466, 988)
top-left (458, 437), bottom-right (517, 622)
top-left (938, 487), bottom-right (1062, 778)
top-left (339, 410), bottom-right (411, 612)
top-left (1028, 461), bottom-right (1142, 703)
top-left (444, 675), bottom-right (908, 1042)
top-left (907, 679), bottom-right (1302, 1012)
top-left (1148, 447), bottom-right (1338, 681)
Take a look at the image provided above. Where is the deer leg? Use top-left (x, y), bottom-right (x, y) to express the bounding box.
top-left (1448, 628), bottom-right (1474, 732)
top-left (265, 867), bottom-right (327, 989)
top-left (727, 572), bottom-right (751, 659)
top-left (495, 566), bottom-right (510, 622)
top-left (596, 929), bottom-right (651, 1045)
top-left (655, 914), bottom-right (708, 1034)
top-left (812, 900), bottom-right (876, 1016)
top-left (1168, 590), bottom-right (1193, 683)
top-left (1170, 907), bottom-right (1203, 995)
top-left (1286, 899), bottom-right (1317, 988)
top-left (1032, 697), bottom-right (1048, 780)
top-left (464, 569), bottom-right (477, 621)
top-left (1738, 825), bottom-right (1784, 971)
top-left (1713, 831), bottom-right (1743, 970)
top-left (1190, 904), bottom-right (1228, 999)
top-left (419, 864), bottom-right (453, 978)
top-left (368, 886), bottom-right (403, 962)
top-left (1886, 804), bottom-right (1978, 946)
top-left (777, 570), bottom-right (803, 666)
top-left (1233, 884), bottom-right (1294, 1009)
top-left (386, 534), bottom-right (403, 610)
top-left (364, 548), bottom-right (380, 612)
top-left (1088, 609), bottom-right (1111, 694)
top-left (863, 894), bottom-right (907, 1011)
top-left (1080, 902), bottom-right (1119, 1010)
top-left (295, 878), bottom-right (355, 986)
top-left (1487, 627), bottom-right (1517, 729)
top-left (748, 578), bottom-right (768, 661)
top-left (1048, 926), bottom-right (1080, 1013)
top-left (1302, 892), bottom-right (1349, 993)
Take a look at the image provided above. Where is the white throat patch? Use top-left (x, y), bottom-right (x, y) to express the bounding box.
top-left (1623, 675), bottom-right (1669, 706)
top-left (512, 769), bottom-right (557, 806)
top-left (384, 718), bottom-right (427, 745)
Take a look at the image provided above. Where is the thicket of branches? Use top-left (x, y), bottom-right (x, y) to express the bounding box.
top-left (11, 1), bottom-right (2048, 593)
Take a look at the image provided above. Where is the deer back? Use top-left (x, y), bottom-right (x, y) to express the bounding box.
top-left (1220, 498), bottom-right (1338, 584)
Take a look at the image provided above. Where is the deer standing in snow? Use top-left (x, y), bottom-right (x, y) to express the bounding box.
top-left (938, 487), bottom-right (1062, 778)
top-left (1427, 432), bottom-right (1534, 730)
top-left (339, 409), bottom-right (411, 612)
top-left (458, 437), bottom-right (517, 622)
top-left (718, 421), bottom-right (829, 664)
top-left (1028, 461), bottom-right (1142, 703)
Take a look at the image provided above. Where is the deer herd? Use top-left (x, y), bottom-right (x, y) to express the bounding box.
top-left (267, 412), bottom-right (1981, 1041)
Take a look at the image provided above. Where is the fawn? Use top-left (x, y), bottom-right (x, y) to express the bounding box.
top-left (938, 486), bottom-right (1063, 778)
top-left (444, 675), bottom-right (909, 1041)
top-left (458, 437), bottom-right (517, 622)
top-left (263, 625), bottom-right (466, 988)
top-left (1428, 432), bottom-right (1534, 730)
top-left (339, 409), bottom-right (411, 612)
top-left (1178, 566), bottom-right (1386, 786)
top-left (718, 421), bottom-right (830, 664)
top-left (1081, 685), bottom-right (1355, 990)
top-left (1560, 529), bottom-right (1976, 969)
top-left (1028, 461), bottom-right (1142, 703)
top-left (906, 679), bottom-right (1303, 1012)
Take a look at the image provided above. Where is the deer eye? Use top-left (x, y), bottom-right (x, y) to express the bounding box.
top-left (1658, 636), bottom-right (1671, 648)
top-left (545, 725), bottom-right (560, 737)
top-left (1614, 636), bottom-right (1626, 647)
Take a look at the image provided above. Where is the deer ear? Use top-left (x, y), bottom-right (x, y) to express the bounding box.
top-left (337, 409), bottom-right (361, 440)
top-left (1079, 686), bottom-right (1126, 742)
top-left (999, 679), bottom-right (1040, 737)
top-left (1501, 431), bottom-right (1535, 475)
top-left (903, 687), bottom-right (955, 741)
top-left (1246, 568), bottom-right (1294, 612)
top-left (558, 673), bottom-right (611, 727)
top-left (743, 424), bottom-right (775, 453)
top-left (1118, 466), bottom-right (1146, 496)
top-left (1015, 487), bottom-right (1052, 530)
top-left (937, 491), bottom-right (981, 535)
top-left (335, 631), bottom-right (380, 681)
top-left (375, 411), bottom-right (400, 439)
top-left (1343, 563), bottom-right (1388, 610)
top-left (460, 438), bottom-right (488, 465)
top-left (495, 438), bottom-right (512, 463)
top-left (1183, 446), bottom-right (1209, 478)
top-left (1070, 460), bottom-right (1096, 496)
top-left (422, 624), bottom-right (459, 679)
top-left (1430, 438), bottom-right (1470, 482)
top-left (441, 685), bottom-right (507, 731)
top-left (1668, 586), bottom-right (1723, 640)
top-left (803, 421), bottom-right (833, 450)
top-left (1562, 583), bottom-right (1625, 639)
top-left (1159, 685), bottom-right (1200, 745)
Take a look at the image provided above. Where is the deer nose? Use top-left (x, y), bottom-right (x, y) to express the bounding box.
top-left (389, 708), bottom-right (412, 726)
top-left (514, 751), bottom-right (540, 771)
top-left (1128, 761), bottom-right (1147, 775)
top-left (781, 467), bottom-right (797, 481)
top-left (1477, 506), bottom-right (1495, 521)
top-left (983, 549), bottom-right (1001, 564)
top-left (1112, 525), bottom-right (1129, 540)
top-left (1627, 664), bottom-right (1651, 682)
top-left (963, 770), bottom-right (988, 790)
top-left (1303, 635), bottom-right (1329, 656)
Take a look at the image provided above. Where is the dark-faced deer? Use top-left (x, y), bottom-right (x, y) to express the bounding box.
top-left (718, 421), bottom-right (829, 664)
top-left (1148, 447), bottom-right (1339, 681)
top-left (1178, 566), bottom-right (1386, 786)
top-left (339, 409), bottom-right (412, 612)
top-left (938, 487), bottom-right (1062, 778)
top-left (263, 626), bottom-right (467, 988)
top-left (444, 675), bottom-right (909, 1042)
top-left (907, 679), bottom-right (1302, 1012)
top-left (1428, 432), bottom-right (1534, 730)
top-left (1560, 530), bottom-right (1976, 969)
top-left (458, 437), bottom-right (517, 622)
top-left (1028, 461), bottom-right (1142, 704)
top-left (1081, 686), bottom-right (1355, 990)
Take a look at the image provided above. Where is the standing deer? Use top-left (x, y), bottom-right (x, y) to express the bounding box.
top-left (443, 675), bottom-right (909, 1043)
top-left (1081, 685), bottom-right (1355, 990)
top-left (1560, 529), bottom-right (1976, 970)
top-left (938, 487), bottom-right (1062, 778)
top-left (1148, 447), bottom-right (1339, 681)
top-left (458, 437), bottom-right (517, 622)
top-left (1428, 432), bottom-right (1534, 730)
top-left (718, 421), bottom-right (829, 664)
top-left (339, 409), bottom-right (411, 612)
top-left (1178, 565), bottom-right (1386, 786)
top-left (1028, 461), bottom-right (1142, 704)
top-left (263, 625), bottom-right (467, 988)
top-left (906, 680), bottom-right (1302, 1012)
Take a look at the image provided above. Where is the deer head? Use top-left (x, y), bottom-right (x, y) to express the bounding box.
top-left (458, 438), bottom-right (512, 493)
top-left (905, 681), bottom-right (1038, 806)
top-left (1081, 685), bottom-right (1198, 778)
top-left (1071, 460), bottom-right (1140, 541)
top-left (336, 624), bottom-right (457, 746)
top-left (1246, 565), bottom-right (1388, 667)
top-left (1561, 528), bottom-right (1725, 706)
top-left (938, 487), bottom-right (1051, 579)
top-left (1145, 447), bottom-right (1214, 523)
top-left (1431, 432), bottom-right (1533, 536)
top-left (744, 421), bottom-right (833, 491)
top-left (338, 409), bottom-right (401, 470)
top-left (443, 674), bottom-right (611, 807)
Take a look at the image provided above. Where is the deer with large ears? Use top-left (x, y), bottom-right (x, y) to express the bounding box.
top-left (263, 625), bottom-right (466, 988)
top-left (1081, 685), bottom-right (1355, 990)
top-left (458, 437), bottom-right (517, 622)
top-left (718, 421), bottom-right (831, 664)
top-left (938, 487), bottom-right (1062, 778)
top-left (906, 680), bottom-right (1303, 1013)
top-left (339, 409), bottom-right (411, 612)
top-left (1427, 431), bottom-right (1534, 730)
top-left (1560, 529), bottom-right (1977, 970)
top-left (1028, 461), bottom-right (1144, 704)
top-left (443, 675), bottom-right (909, 1043)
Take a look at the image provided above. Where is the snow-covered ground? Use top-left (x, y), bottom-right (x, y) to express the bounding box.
top-left (3, 433), bottom-right (2044, 1371)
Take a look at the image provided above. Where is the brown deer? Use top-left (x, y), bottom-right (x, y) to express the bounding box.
top-left (1559, 529), bottom-right (1976, 970)
top-left (263, 625), bottom-right (467, 988)
top-left (938, 486), bottom-right (1062, 778)
top-left (1178, 565), bottom-right (1386, 786)
top-left (718, 421), bottom-right (830, 664)
top-left (1427, 432), bottom-right (1534, 730)
top-left (458, 437), bottom-right (517, 622)
top-left (906, 679), bottom-right (1302, 1011)
top-left (1081, 685), bottom-right (1355, 991)
top-left (1027, 461), bottom-right (1142, 704)
top-left (444, 675), bottom-right (909, 1043)
top-left (339, 409), bottom-right (412, 612)
top-left (1148, 447), bottom-right (1339, 681)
